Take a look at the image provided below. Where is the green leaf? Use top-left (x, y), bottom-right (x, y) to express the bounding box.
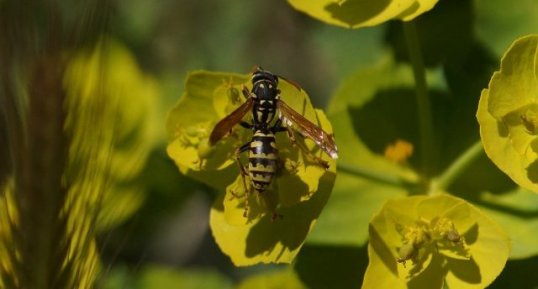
top-left (477, 188), bottom-right (538, 259)
top-left (166, 71), bottom-right (249, 189)
top-left (386, 0), bottom-right (474, 67)
top-left (137, 266), bottom-right (232, 289)
top-left (363, 194), bottom-right (510, 289)
top-left (476, 0), bottom-right (538, 57)
top-left (477, 34), bottom-right (538, 193)
top-left (237, 269), bottom-right (306, 289)
top-left (210, 150), bottom-right (336, 266)
top-left (307, 60), bottom-right (422, 246)
top-left (101, 264), bottom-right (232, 289)
top-left (294, 245), bottom-right (368, 289)
top-left (287, 0), bottom-right (439, 29)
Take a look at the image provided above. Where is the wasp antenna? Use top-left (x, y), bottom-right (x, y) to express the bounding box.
top-left (250, 65), bottom-right (263, 74)
top-left (278, 75), bottom-right (303, 92)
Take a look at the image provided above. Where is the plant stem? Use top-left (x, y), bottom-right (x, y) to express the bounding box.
top-left (337, 162), bottom-right (418, 188)
top-left (434, 141), bottom-right (484, 191)
top-left (403, 21), bottom-right (435, 177)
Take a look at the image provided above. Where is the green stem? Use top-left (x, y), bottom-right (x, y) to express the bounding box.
top-left (403, 21), bottom-right (435, 177)
top-left (337, 162), bottom-right (417, 188)
top-left (434, 141), bottom-right (484, 191)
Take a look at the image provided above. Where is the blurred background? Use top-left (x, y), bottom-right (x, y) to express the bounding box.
top-left (98, 0), bottom-right (385, 285)
top-left (1, 0), bottom-right (538, 288)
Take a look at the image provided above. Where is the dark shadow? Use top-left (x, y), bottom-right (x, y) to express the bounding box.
top-left (446, 256), bottom-right (482, 284)
top-left (526, 160), bottom-right (538, 185)
top-left (488, 255), bottom-right (538, 289)
top-left (463, 223), bottom-right (478, 245)
top-left (368, 224), bottom-right (398, 275)
top-left (324, 0), bottom-right (391, 27)
top-left (348, 87), bottom-right (451, 173)
top-left (448, 154), bottom-right (516, 200)
top-left (407, 253), bottom-right (446, 289)
top-left (295, 244), bottom-right (367, 289)
top-left (496, 120), bottom-right (509, 138)
top-left (470, 195), bottom-right (538, 219)
top-left (244, 169), bottom-right (336, 259)
top-left (386, 0), bottom-right (474, 67)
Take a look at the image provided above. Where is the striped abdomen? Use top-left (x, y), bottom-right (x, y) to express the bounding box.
top-left (248, 130), bottom-right (278, 192)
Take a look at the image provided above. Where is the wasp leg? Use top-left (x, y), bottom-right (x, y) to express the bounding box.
top-left (242, 85), bottom-right (251, 99)
top-left (240, 121), bottom-right (253, 129)
top-left (284, 125), bottom-right (330, 169)
top-left (233, 141), bottom-right (251, 217)
top-left (271, 118), bottom-right (286, 133)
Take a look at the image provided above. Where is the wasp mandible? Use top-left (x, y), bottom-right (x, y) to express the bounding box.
top-left (209, 67), bottom-right (338, 214)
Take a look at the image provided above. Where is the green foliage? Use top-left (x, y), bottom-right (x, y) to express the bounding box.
top-left (287, 0), bottom-right (439, 28)
top-left (102, 265), bottom-right (233, 289)
top-left (236, 269), bottom-right (306, 289)
top-left (5, 1), bottom-right (538, 289)
top-left (307, 59), bottom-right (420, 245)
top-left (475, 0), bottom-right (538, 57)
top-left (0, 37), bottom-right (158, 289)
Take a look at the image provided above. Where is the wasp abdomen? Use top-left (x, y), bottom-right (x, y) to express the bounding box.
top-left (248, 131), bottom-right (278, 192)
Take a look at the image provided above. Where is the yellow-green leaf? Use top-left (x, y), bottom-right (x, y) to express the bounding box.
top-left (210, 110), bottom-right (337, 265)
top-left (167, 70), bottom-right (337, 265)
top-left (477, 188), bottom-right (538, 259)
top-left (477, 34), bottom-right (538, 193)
top-left (307, 59), bottom-right (420, 246)
top-left (166, 71), bottom-right (249, 189)
top-left (236, 269), bottom-right (306, 289)
top-left (363, 194), bottom-right (510, 289)
top-left (102, 264), bottom-right (233, 289)
top-left (287, 0), bottom-right (439, 29)
top-left (64, 39), bottom-right (160, 232)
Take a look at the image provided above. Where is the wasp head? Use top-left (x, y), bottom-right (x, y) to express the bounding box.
top-left (251, 66), bottom-right (279, 100)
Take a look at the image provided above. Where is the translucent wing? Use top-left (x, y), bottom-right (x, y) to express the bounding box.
top-left (277, 100), bottom-right (338, 159)
top-left (209, 97), bottom-right (254, 145)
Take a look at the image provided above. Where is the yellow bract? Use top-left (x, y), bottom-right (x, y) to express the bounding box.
top-left (287, 0), bottom-right (439, 29)
top-left (363, 194), bottom-right (510, 289)
top-left (477, 34), bottom-right (538, 193)
top-left (167, 71), bottom-right (337, 265)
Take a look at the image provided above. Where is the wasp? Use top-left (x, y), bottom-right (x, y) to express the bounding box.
top-left (209, 67), bottom-right (338, 217)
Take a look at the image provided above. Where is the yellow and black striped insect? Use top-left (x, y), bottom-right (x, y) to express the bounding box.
top-left (209, 67), bottom-right (338, 215)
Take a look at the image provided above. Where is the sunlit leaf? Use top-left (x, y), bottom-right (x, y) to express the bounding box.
top-left (363, 194), bottom-right (510, 289)
top-left (167, 70), bottom-right (337, 265)
top-left (477, 34), bottom-right (538, 193)
top-left (287, 0), bottom-right (439, 29)
top-left (210, 109), bottom-right (336, 265)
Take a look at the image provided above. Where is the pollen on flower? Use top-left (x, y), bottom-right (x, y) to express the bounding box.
top-left (384, 139), bottom-right (414, 164)
top-left (395, 216), bottom-right (467, 267)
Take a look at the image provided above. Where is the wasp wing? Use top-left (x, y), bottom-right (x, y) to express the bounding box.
top-left (277, 75), bottom-right (303, 92)
top-left (277, 100), bottom-right (338, 159)
top-left (209, 97), bottom-right (254, 145)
